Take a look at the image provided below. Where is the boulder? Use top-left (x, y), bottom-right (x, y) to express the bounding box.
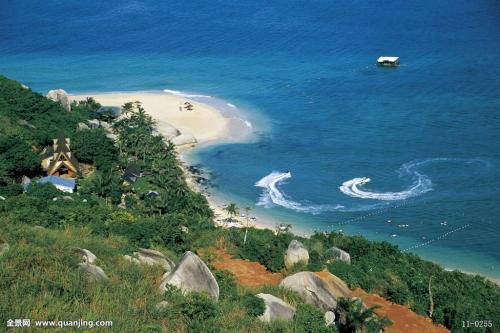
top-left (257, 293), bottom-right (295, 322)
top-left (284, 240), bottom-right (309, 269)
top-left (133, 248), bottom-right (175, 271)
top-left (279, 271), bottom-right (337, 312)
top-left (20, 83), bottom-right (29, 90)
top-left (159, 251), bottom-right (219, 300)
top-left (315, 271), bottom-right (352, 300)
top-left (171, 133), bottom-right (197, 146)
top-left (87, 119), bottom-right (100, 129)
top-left (100, 121), bottom-right (111, 130)
top-left (326, 247), bottom-right (351, 264)
top-left (123, 255), bottom-right (141, 264)
top-left (161, 123), bottom-right (181, 139)
top-left (0, 243), bottom-right (9, 256)
top-left (77, 122), bottom-right (90, 131)
top-left (47, 89), bottom-right (71, 111)
top-left (0, 196), bottom-right (5, 201)
top-left (324, 311), bottom-right (335, 326)
top-left (73, 248), bottom-right (97, 264)
top-left (78, 263), bottom-right (109, 282)
top-left (155, 301), bottom-right (169, 310)
top-left (106, 133), bottom-right (118, 141)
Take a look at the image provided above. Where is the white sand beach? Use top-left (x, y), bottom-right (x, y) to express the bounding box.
top-left (70, 90), bottom-right (278, 231)
top-left (70, 91), bottom-right (232, 145)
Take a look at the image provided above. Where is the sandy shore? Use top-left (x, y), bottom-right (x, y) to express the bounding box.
top-left (70, 90), bottom-right (275, 231)
top-left (70, 91), bottom-right (232, 145)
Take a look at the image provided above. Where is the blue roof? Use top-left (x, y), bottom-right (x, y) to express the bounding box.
top-left (37, 176), bottom-right (76, 189)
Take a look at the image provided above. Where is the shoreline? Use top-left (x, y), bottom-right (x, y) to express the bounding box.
top-left (69, 90), bottom-right (281, 232)
top-left (71, 90), bottom-right (499, 287)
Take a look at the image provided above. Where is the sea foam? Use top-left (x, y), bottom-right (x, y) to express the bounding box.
top-left (163, 89), bottom-right (212, 99)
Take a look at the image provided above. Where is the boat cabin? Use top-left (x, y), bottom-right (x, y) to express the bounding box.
top-left (377, 56), bottom-right (400, 67)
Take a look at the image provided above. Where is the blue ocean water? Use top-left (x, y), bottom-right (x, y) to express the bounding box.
top-left (1, 0), bottom-right (499, 279)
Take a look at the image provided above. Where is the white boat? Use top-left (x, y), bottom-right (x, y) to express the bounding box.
top-left (377, 56), bottom-right (400, 67)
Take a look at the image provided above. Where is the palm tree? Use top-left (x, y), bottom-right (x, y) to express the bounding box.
top-left (243, 206), bottom-right (251, 244)
top-left (336, 298), bottom-right (391, 333)
top-left (224, 203), bottom-right (239, 221)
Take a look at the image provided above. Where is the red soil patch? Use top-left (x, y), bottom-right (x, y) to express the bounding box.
top-left (209, 248), bottom-right (283, 288)
top-left (352, 289), bottom-right (450, 333)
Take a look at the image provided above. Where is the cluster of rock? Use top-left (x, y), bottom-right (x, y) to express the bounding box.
top-left (260, 240), bottom-right (354, 325)
top-left (76, 118), bottom-right (117, 139)
top-left (69, 239), bottom-right (353, 327)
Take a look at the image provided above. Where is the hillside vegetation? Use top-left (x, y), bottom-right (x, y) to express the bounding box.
top-left (0, 76), bottom-right (499, 332)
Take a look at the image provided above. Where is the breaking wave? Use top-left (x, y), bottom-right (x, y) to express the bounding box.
top-left (255, 171), bottom-right (343, 214)
top-left (339, 158), bottom-right (488, 201)
top-left (163, 89), bottom-right (212, 99)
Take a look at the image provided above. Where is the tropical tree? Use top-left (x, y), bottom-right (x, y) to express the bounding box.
top-left (243, 206), bottom-right (251, 244)
top-left (224, 203), bottom-right (239, 221)
top-left (335, 298), bottom-right (391, 333)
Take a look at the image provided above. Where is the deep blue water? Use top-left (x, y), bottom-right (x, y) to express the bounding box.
top-left (1, 0), bottom-right (499, 278)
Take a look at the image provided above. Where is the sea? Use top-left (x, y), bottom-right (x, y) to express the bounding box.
top-left (1, 0), bottom-right (499, 280)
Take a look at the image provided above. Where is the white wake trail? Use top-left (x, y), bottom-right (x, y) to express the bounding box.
top-left (339, 157), bottom-right (488, 201)
top-left (255, 171), bottom-right (343, 214)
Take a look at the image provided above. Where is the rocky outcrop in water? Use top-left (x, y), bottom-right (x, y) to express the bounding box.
top-left (159, 251), bottom-right (219, 300)
top-left (284, 240), bottom-right (309, 269)
top-left (257, 293), bottom-right (296, 322)
top-left (47, 89), bottom-right (71, 111)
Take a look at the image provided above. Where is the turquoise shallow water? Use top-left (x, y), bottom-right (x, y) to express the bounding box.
top-left (1, 0), bottom-right (499, 279)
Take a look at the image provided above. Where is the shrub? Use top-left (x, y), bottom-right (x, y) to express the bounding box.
top-left (241, 294), bottom-right (265, 317)
top-left (294, 303), bottom-right (337, 333)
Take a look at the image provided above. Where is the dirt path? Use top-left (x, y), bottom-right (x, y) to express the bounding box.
top-left (353, 289), bottom-right (450, 333)
top-left (209, 248), bottom-right (283, 288)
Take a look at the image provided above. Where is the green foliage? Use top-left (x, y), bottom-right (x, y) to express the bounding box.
top-left (227, 228), bottom-right (293, 272)
top-left (1, 75), bottom-right (499, 333)
top-left (26, 182), bottom-right (63, 198)
top-left (309, 232), bottom-right (500, 332)
top-left (335, 298), bottom-right (390, 333)
top-left (0, 135), bottom-right (41, 184)
top-left (72, 129), bottom-right (118, 171)
top-left (293, 304), bottom-right (337, 333)
top-left (241, 294), bottom-right (266, 317)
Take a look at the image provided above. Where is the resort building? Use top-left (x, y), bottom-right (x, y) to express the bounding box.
top-left (40, 134), bottom-right (80, 178)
